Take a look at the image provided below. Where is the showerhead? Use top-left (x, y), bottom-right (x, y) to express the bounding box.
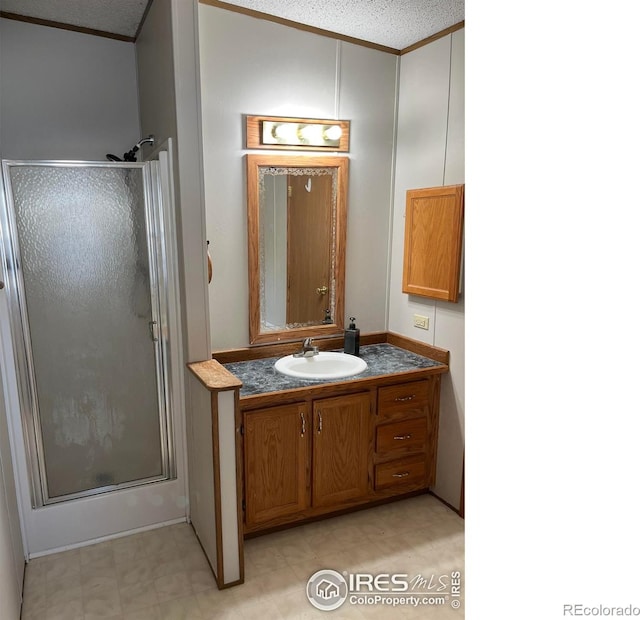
top-left (124, 136), bottom-right (155, 161)
top-left (135, 136), bottom-right (155, 150)
top-left (106, 135), bottom-right (155, 163)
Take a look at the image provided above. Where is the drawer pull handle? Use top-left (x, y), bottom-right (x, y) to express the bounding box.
top-left (317, 411), bottom-right (323, 433)
top-left (300, 412), bottom-right (306, 436)
top-left (393, 434), bottom-right (412, 440)
top-left (392, 471), bottom-right (410, 478)
top-left (395, 395), bottom-right (415, 402)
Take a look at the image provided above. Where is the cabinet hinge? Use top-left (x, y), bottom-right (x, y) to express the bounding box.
top-left (242, 498), bottom-right (246, 512)
top-left (240, 424), bottom-right (244, 436)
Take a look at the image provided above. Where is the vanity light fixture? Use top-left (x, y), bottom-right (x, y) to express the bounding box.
top-left (246, 115), bottom-right (350, 152)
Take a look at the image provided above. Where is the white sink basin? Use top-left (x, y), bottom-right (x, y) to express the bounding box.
top-left (274, 351), bottom-right (367, 380)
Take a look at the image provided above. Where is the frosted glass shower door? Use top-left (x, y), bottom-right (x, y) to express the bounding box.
top-left (1, 162), bottom-right (174, 506)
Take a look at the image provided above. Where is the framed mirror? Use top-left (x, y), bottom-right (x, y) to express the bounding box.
top-left (246, 154), bottom-right (348, 344)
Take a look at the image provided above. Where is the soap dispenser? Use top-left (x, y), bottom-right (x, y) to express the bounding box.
top-left (344, 316), bottom-right (360, 356)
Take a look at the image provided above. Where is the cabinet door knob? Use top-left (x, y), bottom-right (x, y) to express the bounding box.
top-left (393, 434), bottom-right (412, 440)
top-left (395, 395), bottom-right (415, 402)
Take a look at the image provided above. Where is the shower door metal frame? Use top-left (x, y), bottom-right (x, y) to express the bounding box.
top-left (0, 160), bottom-right (177, 507)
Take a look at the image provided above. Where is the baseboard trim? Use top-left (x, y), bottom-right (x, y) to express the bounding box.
top-left (428, 490), bottom-right (464, 519)
top-left (27, 517), bottom-right (187, 559)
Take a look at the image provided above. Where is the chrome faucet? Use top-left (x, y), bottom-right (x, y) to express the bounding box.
top-left (293, 337), bottom-right (319, 358)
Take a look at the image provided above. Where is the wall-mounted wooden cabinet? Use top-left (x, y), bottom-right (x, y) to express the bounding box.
top-left (402, 184), bottom-right (464, 303)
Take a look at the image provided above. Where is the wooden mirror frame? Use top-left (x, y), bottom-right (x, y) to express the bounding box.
top-left (246, 154), bottom-right (348, 345)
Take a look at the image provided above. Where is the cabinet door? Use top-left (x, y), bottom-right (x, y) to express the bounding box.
top-left (402, 184), bottom-right (464, 302)
top-left (244, 403), bottom-right (309, 528)
top-left (312, 392), bottom-right (371, 508)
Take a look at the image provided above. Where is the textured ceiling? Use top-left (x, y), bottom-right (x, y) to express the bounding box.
top-left (0, 0), bottom-right (464, 49)
top-left (220, 0), bottom-right (464, 50)
top-left (0, 0), bottom-right (149, 38)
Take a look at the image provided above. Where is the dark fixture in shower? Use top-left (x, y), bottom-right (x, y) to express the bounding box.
top-left (106, 135), bottom-right (155, 162)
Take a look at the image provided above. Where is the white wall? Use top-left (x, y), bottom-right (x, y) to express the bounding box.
top-left (0, 18), bottom-right (140, 160)
top-left (136, 0), bottom-right (212, 536)
top-left (389, 31), bottom-right (465, 509)
top-left (136, 0), bottom-right (210, 360)
top-left (198, 5), bottom-right (397, 349)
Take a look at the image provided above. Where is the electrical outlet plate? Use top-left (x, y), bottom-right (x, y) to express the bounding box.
top-left (413, 314), bottom-right (429, 330)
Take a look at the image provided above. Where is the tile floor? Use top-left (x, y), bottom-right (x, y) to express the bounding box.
top-left (20, 493), bottom-right (464, 619)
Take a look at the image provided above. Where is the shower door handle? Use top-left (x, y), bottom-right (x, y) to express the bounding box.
top-left (148, 320), bottom-right (159, 341)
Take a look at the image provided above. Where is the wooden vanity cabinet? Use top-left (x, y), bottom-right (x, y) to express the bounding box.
top-left (243, 402), bottom-right (309, 529)
top-left (373, 379), bottom-right (438, 493)
top-left (242, 374), bottom-right (441, 534)
top-left (312, 393), bottom-right (370, 508)
top-left (243, 392), bottom-right (371, 531)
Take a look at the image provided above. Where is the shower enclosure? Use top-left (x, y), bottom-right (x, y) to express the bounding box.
top-left (0, 155), bottom-right (184, 550)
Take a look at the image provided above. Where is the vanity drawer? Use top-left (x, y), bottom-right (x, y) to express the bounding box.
top-left (376, 417), bottom-right (427, 456)
top-left (374, 456), bottom-right (427, 490)
top-left (377, 381), bottom-right (428, 421)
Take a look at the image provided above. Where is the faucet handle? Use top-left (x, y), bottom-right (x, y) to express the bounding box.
top-left (303, 337), bottom-right (313, 346)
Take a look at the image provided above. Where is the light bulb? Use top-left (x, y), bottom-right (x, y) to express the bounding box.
top-left (273, 123), bottom-right (299, 143)
top-left (299, 124), bottom-right (324, 145)
top-left (324, 125), bottom-right (342, 141)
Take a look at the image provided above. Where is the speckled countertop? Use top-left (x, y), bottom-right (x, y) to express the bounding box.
top-left (222, 343), bottom-right (445, 397)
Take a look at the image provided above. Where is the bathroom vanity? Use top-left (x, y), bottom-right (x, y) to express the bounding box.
top-left (187, 332), bottom-right (448, 586)
top-left (217, 334), bottom-right (448, 535)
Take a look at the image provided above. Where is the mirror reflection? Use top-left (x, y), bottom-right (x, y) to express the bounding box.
top-left (246, 155), bottom-right (348, 344)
